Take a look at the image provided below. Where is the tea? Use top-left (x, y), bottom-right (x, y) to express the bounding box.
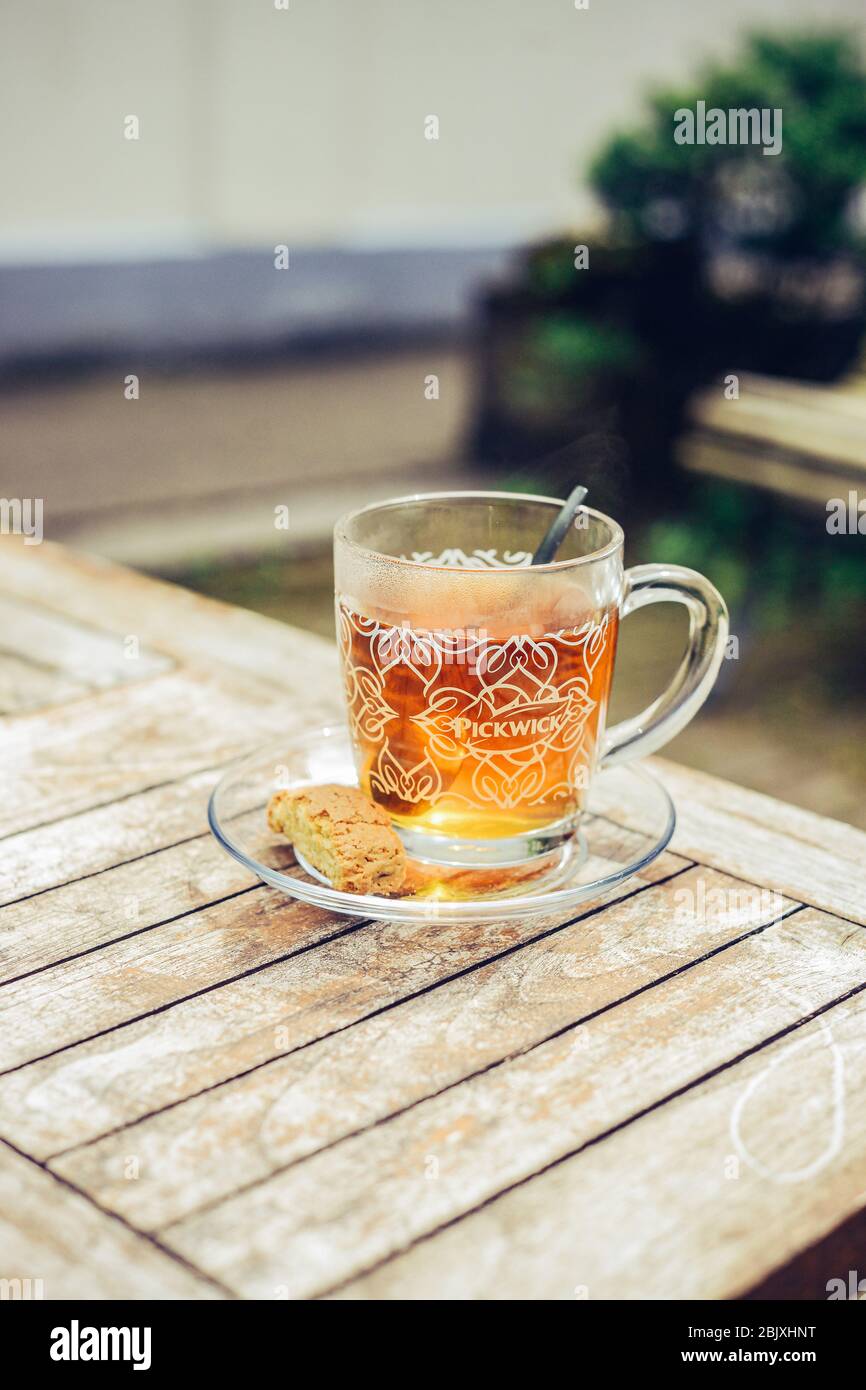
top-left (334, 491), bottom-right (727, 869)
top-left (338, 599), bottom-right (618, 842)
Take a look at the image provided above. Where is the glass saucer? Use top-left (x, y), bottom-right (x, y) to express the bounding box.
top-left (208, 724), bottom-right (675, 925)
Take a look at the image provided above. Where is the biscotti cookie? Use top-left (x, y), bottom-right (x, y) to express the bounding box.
top-left (267, 783), bottom-right (407, 895)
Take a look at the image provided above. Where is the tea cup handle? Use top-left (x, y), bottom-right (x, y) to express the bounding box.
top-left (601, 564), bottom-right (728, 768)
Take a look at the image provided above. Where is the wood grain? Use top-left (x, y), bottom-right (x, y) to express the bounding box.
top-left (687, 372), bottom-right (866, 472)
top-left (681, 432), bottom-right (857, 509)
top-left (335, 956), bottom-right (866, 1300)
top-left (159, 909), bottom-right (862, 1299)
top-left (0, 650), bottom-right (91, 716)
top-left (0, 765), bottom-right (230, 907)
top-left (0, 1141), bottom-right (222, 1300)
top-left (2, 543), bottom-right (864, 1302)
top-left (50, 863), bottom-right (767, 1228)
top-left (0, 592), bottom-right (171, 705)
top-left (0, 887), bottom-right (368, 1073)
top-left (0, 667), bottom-right (297, 840)
top-left (0, 832), bottom-right (259, 983)
top-left (0, 538), bottom-right (341, 699)
top-left (655, 757), bottom-right (866, 925)
top-left (0, 854), bottom-right (685, 1159)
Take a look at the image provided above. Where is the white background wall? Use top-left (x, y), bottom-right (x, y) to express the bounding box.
top-left (1, 0), bottom-right (865, 262)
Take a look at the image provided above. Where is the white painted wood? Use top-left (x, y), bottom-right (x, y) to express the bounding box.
top-left (51, 864), bottom-right (765, 1228)
top-left (162, 909), bottom-right (863, 1298)
top-left (0, 852), bottom-right (684, 1158)
top-left (0, 1141), bottom-right (221, 1300)
top-left (335, 974), bottom-right (866, 1300)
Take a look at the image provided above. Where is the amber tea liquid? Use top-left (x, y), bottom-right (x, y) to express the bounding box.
top-left (338, 600), bottom-right (619, 843)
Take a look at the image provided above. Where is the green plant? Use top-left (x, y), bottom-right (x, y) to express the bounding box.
top-left (642, 480), bottom-right (866, 634)
top-left (590, 32), bottom-right (866, 255)
top-left (472, 30), bottom-right (866, 489)
top-left (505, 314), bottom-right (641, 417)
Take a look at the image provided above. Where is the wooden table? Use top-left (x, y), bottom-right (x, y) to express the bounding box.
top-left (680, 370), bottom-right (866, 510)
top-left (2, 540), bottom-right (866, 1302)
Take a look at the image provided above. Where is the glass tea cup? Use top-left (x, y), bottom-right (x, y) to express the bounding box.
top-left (334, 491), bottom-right (727, 868)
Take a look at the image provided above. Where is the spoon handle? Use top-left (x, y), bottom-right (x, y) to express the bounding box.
top-left (531, 484), bottom-right (588, 565)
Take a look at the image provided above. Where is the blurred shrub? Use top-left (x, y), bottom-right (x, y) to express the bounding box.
top-left (591, 32), bottom-right (866, 255)
top-left (472, 31), bottom-right (866, 496)
top-left (642, 479), bottom-right (866, 634)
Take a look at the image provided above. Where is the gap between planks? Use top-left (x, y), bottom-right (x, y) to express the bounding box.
top-left (0, 859), bottom-right (703, 1168)
top-left (0, 885), bottom-right (266, 991)
top-left (0, 664), bottom-right (337, 842)
top-left (101, 899), bottom-right (808, 1237)
top-left (0, 860), bottom-right (693, 1151)
top-left (0, 1135), bottom-right (230, 1301)
top-left (328, 977), bottom-right (866, 1300)
top-left (42, 864), bottom-right (707, 1164)
top-left (155, 907), bottom-right (866, 1298)
top-left (325, 973), bottom-right (866, 1300)
top-left (0, 759), bottom-right (252, 907)
top-left (0, 823), bottom-right (689, 1073)
top-left (44, 871), bottom-right (804, 1232)
top-left (0, 907), bottom-right (379, 1078)
top-left (0, 812), bottom-right (682, 985)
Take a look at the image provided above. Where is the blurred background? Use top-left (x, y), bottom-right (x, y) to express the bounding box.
top-left (2, 0), bottom-right (865, 824)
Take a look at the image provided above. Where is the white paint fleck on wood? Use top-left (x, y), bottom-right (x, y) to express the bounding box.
top-left (335, 976), bottom-right (866, 1301)
top-left (0, 1141), bottom-right (222, 1300)
top-left (1, 542), bottom-right (863, 1300)
top-left (51, 864), bottom-right (763, 1228)
top-left (162, 910), bottom-right (863, 1298)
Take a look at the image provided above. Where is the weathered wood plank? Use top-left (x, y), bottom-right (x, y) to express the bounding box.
top-left (0, 667), bottom-right (293, 840)
top-left (680, 431), bottom-right (856, 509)
top-left (51, 866), bottom-right (788, 1230)
top-left (5, 543), bottom-right (857, 917)
top-left (0, 593), bottom-right (172, 699)
top-left (657, 755), bottom-right (866, 865)
top-left (0, 765), bottom-right (228, 907)
top-left (0, 539), bottom-right (340, 698)
top-left (160, 908), bottom-right (865, 1299)
top-left (0, 833), bottom-right (259, 983)
top-left (0, 800), bottom-right (670, 984)
top-left (0, 716), bottom-right (663, 914)
top-left (336, 961), bottom-right (866, 1300)
top-left (0, 887), bottom-right (365, 1073)
top-left (687, 373), bottom-right (866, 472)
top-left (5, 540), bottom-right (863, 1304)
top-left (0, 853), bottom-right (686, 1158)
top-left (0, 1142), bottom-right (222, 1300)
top-left (654, 757), bottom-right (866, 925)
top-left (0, 651), bottom-right (90, 715)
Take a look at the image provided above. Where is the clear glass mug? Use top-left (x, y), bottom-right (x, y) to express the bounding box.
top-left (334, 491), bottom-right (727, 867)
